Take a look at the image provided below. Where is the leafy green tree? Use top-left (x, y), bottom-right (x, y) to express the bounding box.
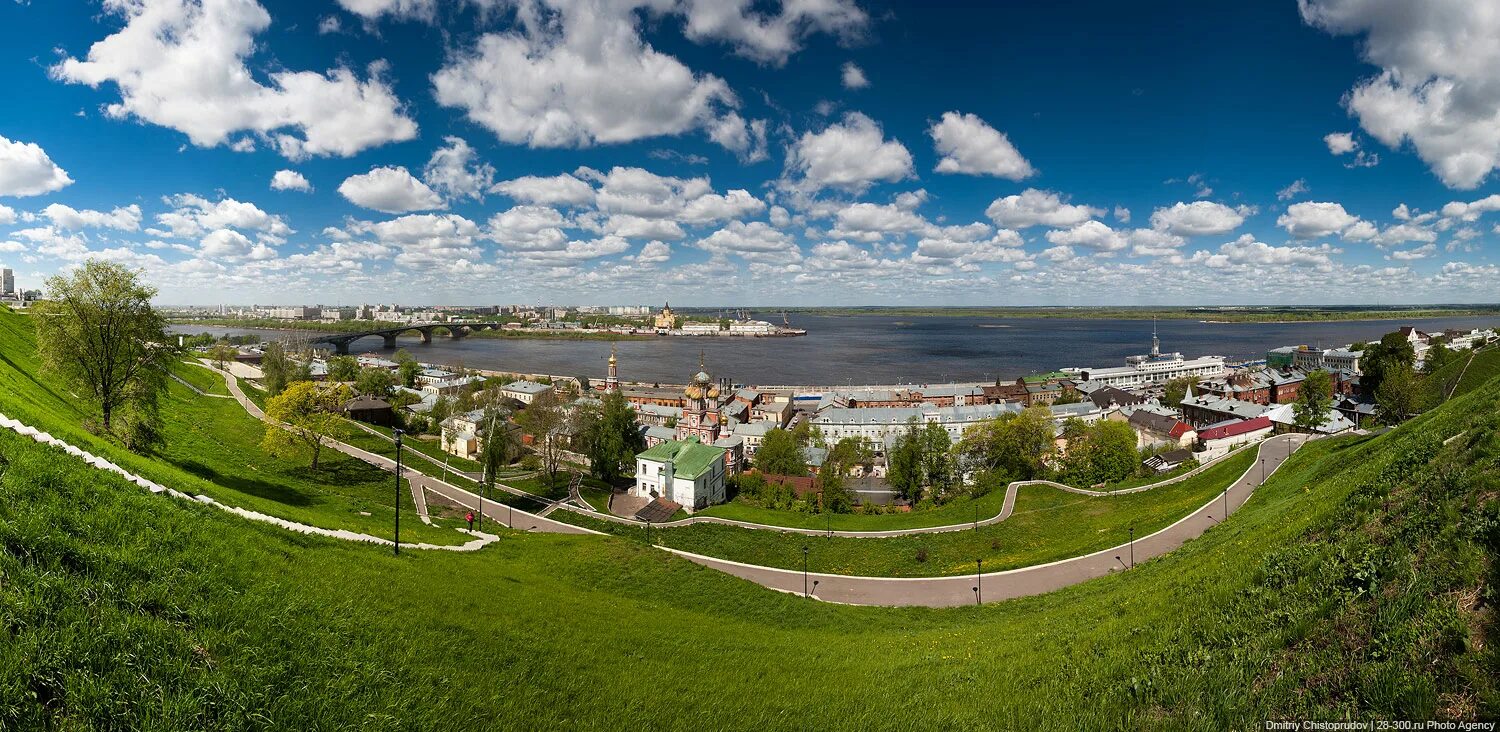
top-left (920, 421), bottom-right (955, 497)
top-left (818, 469), bottom-right (854, 513)
top-left (826, 436), bottom-right (875, 476)
top-left (579, 391), bottom-right (645, 484)
top-left (790, 419), bottom-right (824, 449)
top-left (1360, 332), bottom-right (1416, 396)
top-left (1052, 389), bottom-right (1083, 405)
top-left (260, 342), bottom-right (293, 396)
top-left (1375, 363), bottom-right (1423, 425)
top-left (756, 428), bottom-right (807, 476)
top-left (955, 406), bottom-right (1054, 483)
top-left (33, 260), bottom-right (178, 447)
top-left (1162, 375), bottom-right (1201, 409)
top-left (393, 349), bottom-right (422, 387)
top-left (209, 343), bottom-right (238, 370)
top-left (1060, 420), bottom-right (1136, 486)
top-left (1421, 343), bottom-right (1455, 376)
top-left (395, 360), bottom-right (421, 388)
top-left (516, 390), bottom-right (566, 488)
top-left (354, 367), bottom-right (396, 397)
top-left (261, 381), bottom-right (350, 470)
top-left (818, 437), bottom-right (871, 514)
top-left (327, 355), bottom-right (360, 382)
top-left (886, 420), bottom-right (925, 501)
top-left (1293, 369), bottom-right (1333, 431)
top-left (478, 406), bottom-right (521, 489)
top-left (1085, 420), bottom-right (1137, 485)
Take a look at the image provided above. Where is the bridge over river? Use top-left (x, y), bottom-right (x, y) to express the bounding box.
top-left (298, 322), bottom-right (509, 354)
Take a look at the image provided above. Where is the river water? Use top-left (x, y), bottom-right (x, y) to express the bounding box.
top-left (171, 313), bottom-right (1500, 386)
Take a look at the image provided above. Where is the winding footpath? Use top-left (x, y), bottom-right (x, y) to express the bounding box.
top-left (0, 409), bottom-right (501, 552)
top-left (565, 443), bottom-right (1257, 537)
top-left (209, 365), bottom-right (594, 537)
top-left (668, 433), bottom-right (1310, 607)
top-left (116, 362), bottom-right (1313, 606)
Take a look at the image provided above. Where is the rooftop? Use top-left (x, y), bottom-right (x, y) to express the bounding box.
top-left (501, 380), bottom-right (553, 395)
top-left (637, 437), bottom-right (727, 480)
top-left (1197, 416), bottom-right (1272, 441)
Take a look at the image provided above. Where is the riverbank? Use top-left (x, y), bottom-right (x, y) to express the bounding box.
top-left (170, 318), bottom-right (653, 341)
top-left (780, 305), bottom-right (1500, 323)
top-left (169, 313), bottom-right (1500, 385)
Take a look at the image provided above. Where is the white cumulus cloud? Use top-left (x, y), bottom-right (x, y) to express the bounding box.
top-left (1277, 201), bottom-right (1361, 239)
top-left (270, 170), bottom-right (312, 192)
top-left (0, 135), bottom-right (73, 197)
top-left (985, 189), bottom-right (1103, 229)
top-left (1148, 201), bottom-right (1251, 236)
top-left (1302, 0), bottom-right (1500, 188)
top-left (785, 112), bottom-right (913, 193)
top-left (52, 0), bottom-right (416, 159)
top-left (929, 112), bottom-right (1034, 180)
top-left (338, 166), bottom-right (446, 214)
top-left (841, 62), bottom-right (869, 89)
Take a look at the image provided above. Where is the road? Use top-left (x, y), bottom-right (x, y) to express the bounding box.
top-left (207, 361), bottom-right (1310, 607)
top-left (209, 363), bottom-right (597, 536)
top-left (663, 433), bottom-right (1308, 607)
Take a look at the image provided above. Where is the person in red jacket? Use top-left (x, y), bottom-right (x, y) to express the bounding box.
top-left (465, 511), bottom-right (474, 530)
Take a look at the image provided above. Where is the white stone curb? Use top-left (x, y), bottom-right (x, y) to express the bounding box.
top-left (0, 410), bottom-right (498, 552)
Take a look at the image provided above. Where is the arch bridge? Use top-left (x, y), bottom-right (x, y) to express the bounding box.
top-left (307, 322), bottom-right (508, 355)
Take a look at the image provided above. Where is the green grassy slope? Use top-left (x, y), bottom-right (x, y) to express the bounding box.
top-left (172, 359), bottom-right (230, 395)
top-left (3, 308), bottom-right (1498, 727)
top-left (695, 459), bottom-right (1201, 531)
top-left (556, 447), bottom-right (1258, 577)
top-left (0, 311), bottom-right (463, 545)
top-left (1427, 345), bottom-right (1500, 404)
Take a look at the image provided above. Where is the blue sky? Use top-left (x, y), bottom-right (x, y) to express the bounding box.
top-left (1, 0), bottom-right (1497, 306)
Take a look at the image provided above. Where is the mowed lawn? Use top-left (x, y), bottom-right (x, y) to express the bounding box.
top-left (554, 447), bottom-right (1260, 576)
top-left (2, 370), bottom-right (1490, 729)
top-left (0, 310), bottom-right (465, 546)
top-left (173, 359), bottom-right (231, 396)
top-left (695, 459), bottom-right (1204, 531)
top-left (1426, 344), bottom-right (1500, 403)
top-left (158, 380), bottom-right (465, 545)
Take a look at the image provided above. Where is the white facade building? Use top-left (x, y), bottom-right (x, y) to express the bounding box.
top-left (499, 380), bottom-right (553, 404)
top-left (812, 402), bottom-right (1023, 450)
top-left (679, 322), bottom-right (722, 336)
top-left (632, 438), bottom-right (727, 513)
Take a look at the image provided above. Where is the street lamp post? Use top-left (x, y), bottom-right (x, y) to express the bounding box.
top-left (1129, 526), bottom-right (1135, 568)
top-left (802, 545), bottom-right (810, 598)
top-left (976, 558), bottom-right (983, 605)
top-left (393, 428), bottom-right (404, 556)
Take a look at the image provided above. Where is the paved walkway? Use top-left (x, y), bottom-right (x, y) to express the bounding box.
top-left (206, 363), bottom-right (594, 536)
top-left (342, 418), bottom-right (485, 482)
top-left (563, 441), bottom-right (1258, 538)
top-left (168, 363), bottom-right (236, 400)
top-left (203, 362), bottom-right (1312, 606)
top-left (0, 410), bottom-right (500, 552)
top-left (666, 433), bottom-right (1310, 607)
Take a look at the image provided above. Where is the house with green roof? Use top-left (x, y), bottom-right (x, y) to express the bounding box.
top-left (632, 437), bottom-right (728, 513)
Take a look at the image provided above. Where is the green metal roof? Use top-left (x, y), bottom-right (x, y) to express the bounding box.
top-left (1021, 371), bottom-right (1071, 383)
top-left (637, 436), bottom-right (725, 480)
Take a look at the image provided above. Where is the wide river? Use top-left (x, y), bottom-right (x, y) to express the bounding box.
top-left (171, 313), bottom-right (1500, 386)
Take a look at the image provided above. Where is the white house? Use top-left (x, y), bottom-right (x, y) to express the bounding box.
top-left (500, 380), bottom-right (553, 404)
top-left (1195, 416), bottom-right (1273, 460)
top-left (632, 437), bottom-right (727, 513)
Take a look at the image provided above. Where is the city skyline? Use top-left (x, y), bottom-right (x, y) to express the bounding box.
top-left (2, 1), bottom-right (1499, 305)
